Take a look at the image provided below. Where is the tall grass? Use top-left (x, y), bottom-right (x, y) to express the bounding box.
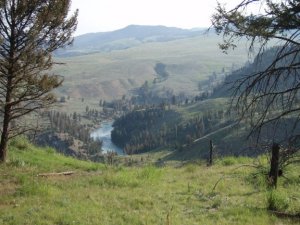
top-left (0, 138), bottom-right (299, 225)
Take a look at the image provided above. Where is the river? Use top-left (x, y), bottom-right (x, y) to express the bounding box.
top-left (90, 121), bottom-right (124, 155)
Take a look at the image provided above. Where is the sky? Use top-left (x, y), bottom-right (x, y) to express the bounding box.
top-left (70, 0), bottom-right (246, 36)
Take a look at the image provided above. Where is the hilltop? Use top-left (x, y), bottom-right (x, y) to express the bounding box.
top-left (56, 25), bottom-right (206, 57)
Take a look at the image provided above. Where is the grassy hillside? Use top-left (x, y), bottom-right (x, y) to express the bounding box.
top-left (1, 138), bottom-right (299, 225)
top-left (53, 33), bottom-right (248, 101)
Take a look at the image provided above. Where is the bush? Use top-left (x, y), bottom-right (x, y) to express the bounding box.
top-left (9, 136), bottom-right (32, 151)
top-left (267, 190), bottom-right (290, 211)
top-left (221, 157), bottom-right (237, 166)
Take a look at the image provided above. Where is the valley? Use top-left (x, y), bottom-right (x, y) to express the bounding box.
top-left (53, 27), bottom-right (248, 101)
top-left (40, 26), bottom-right (286, 162)
top-left (0, 1), bottom-right (299, 224)
top-left (33, 25), bottom-right (250, 161)
top-left (0, 21), bottom-right (299, 225)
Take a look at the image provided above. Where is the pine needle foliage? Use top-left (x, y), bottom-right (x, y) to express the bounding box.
top-left (0, 0), bottom-right (78, 162)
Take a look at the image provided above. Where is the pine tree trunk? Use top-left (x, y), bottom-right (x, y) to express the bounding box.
top-left (0, 110), bottom-right (10, 163)
top-left (0, 141), bottom-right (7, 163)
top-left (0, 85), bottom-right (12, 163)
top-left (269, 143), bottom-right (280, 188)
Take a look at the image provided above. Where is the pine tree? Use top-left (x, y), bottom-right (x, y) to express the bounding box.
top-left (0, 0), bottom-right (78, 162)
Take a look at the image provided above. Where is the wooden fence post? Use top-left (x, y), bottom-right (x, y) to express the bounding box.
top-left (208, 140), bottom-right (213, 166)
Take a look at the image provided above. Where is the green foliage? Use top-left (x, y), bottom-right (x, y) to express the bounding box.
top-left (0, 0), bottom-right (78, 162)
top-left (246, 170), bottom-right (268, 190)
top-left (8, 136), bottom-right (32, 151)
top-left (112, 107), bottom-right (181, 153)
top-left (267, 190), bottom-right (290, 211)
top-left (220, 157), bottom-right (237, 166)
top-left (112, 99), bottom-right (234, 155)
top-left (154, 62), bottom-right (169, 81)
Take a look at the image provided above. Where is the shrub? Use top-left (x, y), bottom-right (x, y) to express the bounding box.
top-left (267, 190), bottom-right (290, 211)
top-left (9, 136), bottom-right (31, 151)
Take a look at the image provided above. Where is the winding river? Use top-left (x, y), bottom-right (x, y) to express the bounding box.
top-left (90, 121), bottom-right (124, 155)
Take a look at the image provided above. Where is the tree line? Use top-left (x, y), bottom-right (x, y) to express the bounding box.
top-left (111, 106), bottom-right (232, 154)
top-left (46, 111), bottom-right (102, 155)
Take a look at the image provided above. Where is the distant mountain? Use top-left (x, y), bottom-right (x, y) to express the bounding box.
top-left (56, 25), bottom-right (206, 57)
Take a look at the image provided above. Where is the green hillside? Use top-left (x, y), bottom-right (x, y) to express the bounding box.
top-left (0, 137), bottom-right (299, 225)
top-left (53, 33), bottom-right (248, 101)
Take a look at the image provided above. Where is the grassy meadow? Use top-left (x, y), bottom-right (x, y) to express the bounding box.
top-left (0, 137), bottom-right (299, 225)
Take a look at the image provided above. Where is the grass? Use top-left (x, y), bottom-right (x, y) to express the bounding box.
top-left (7, 137), bottom-right (104, 172)
top-left (0, 137), bottom-right (299, 225)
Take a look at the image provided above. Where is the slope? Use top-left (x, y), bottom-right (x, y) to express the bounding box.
top-left (0, 137), bottom-right (299, 224)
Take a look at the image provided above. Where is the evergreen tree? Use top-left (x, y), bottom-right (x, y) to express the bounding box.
top-left (0, 0), bottom-right (78, 162)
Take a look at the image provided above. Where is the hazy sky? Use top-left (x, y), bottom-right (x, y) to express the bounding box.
top-left (70, 0), bottom-right (246, 36)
